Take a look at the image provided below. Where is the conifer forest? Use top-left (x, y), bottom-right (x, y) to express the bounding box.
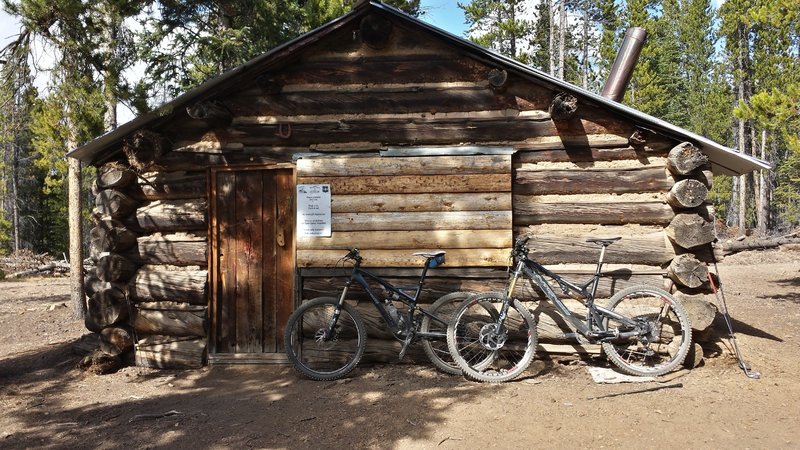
top-left (0, 0), bottom-right (798, 257)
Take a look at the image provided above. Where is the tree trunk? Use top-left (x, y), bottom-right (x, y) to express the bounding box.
top-left (548, 0), bottom-right (555, 76)
top-left (756, 129), bottom-right (769, 235)
top-left (69, 150), bottom-right (85, 319)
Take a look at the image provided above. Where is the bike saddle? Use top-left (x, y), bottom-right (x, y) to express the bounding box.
top-left (414, 251), bottom-right (446, 268)
top-left (586, 237), bottom-right (621, 246)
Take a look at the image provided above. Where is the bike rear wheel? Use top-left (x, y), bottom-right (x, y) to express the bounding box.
top-left (420, 291), bottom-right (472, 375)
top-left (601, 286), bottom-right (692, 377)
top-left (284, 297), bottom-right (367, 381)
top-left (447, 292), bottom-right (537, 383)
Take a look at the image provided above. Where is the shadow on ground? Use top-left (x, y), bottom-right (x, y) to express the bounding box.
top-left (0, 338), bottom-right (520, 449)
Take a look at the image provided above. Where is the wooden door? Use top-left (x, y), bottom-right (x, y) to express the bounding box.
top-left (210, 167), bottom-right (294, 354)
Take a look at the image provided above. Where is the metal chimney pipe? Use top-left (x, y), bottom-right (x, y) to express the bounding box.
top-left (601, 27), bottom-right (648, 102)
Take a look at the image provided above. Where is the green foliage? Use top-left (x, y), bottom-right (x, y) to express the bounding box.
top-left (459, 0), bottom-right (533, 62)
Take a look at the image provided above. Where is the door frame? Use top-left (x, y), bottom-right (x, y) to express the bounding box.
top-left (208, 164), bottom-right (296, 358)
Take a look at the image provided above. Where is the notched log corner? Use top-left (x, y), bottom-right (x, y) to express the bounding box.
top-left (488, 68), bottom-right (508, 90)
top-left (549, 93), bottom-right (578, 121)
top-left (186, 100), bottom-right (233, 128)
top-left (123, 130), bottom-right (171, 172)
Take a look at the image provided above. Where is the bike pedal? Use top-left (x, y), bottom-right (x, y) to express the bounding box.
top-left (398, 334), bottom-right (413, 361)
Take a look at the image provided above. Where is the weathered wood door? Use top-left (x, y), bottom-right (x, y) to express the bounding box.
top-left (210, 167), bottom-right (294, 354)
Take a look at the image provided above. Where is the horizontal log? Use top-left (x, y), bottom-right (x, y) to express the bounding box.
top-left (296, 154), bottom-right (511, 177)
top-left (272, 56), bottom-right (490, 85)
top-left (149, 149), bottom-right (298, 171)
top-left (297, 174), bottom-right (511, 195)
top-left (176, 112), bottom-right (630, 148)
top-left (516, 146), bottom-right (644, 163)
top-left (95, 189), bottom-right (139, 219)
top-left (139, 172), bottom-right (208, 200)
top-left (96, 253), bottom-right (138, 282)
top-left (513, 198), bottom-right (674, 226)
top-left (297, 248), bottom-right (510, 267)
top-left (226, 86), bottom-right (517, 118)
top-left (135, 336), bottom-right (206, 369)
top-left (666, 179), bottom-right (708, 209)
top-left (137, 199), bottom-right (207, 232)
top-left (128, 266), bottom-right (208, 304)
top-left (133, 303), bottom-right (206, 337)
top-left (514, 166), bottom-right (671, 195)
top-left (129, 233), bottom-right (208, 266)
top-left (331, 211), bottom-right (512, 232)
top-left (525, 233), bottom-right (675, 265)
top-left (330, 192), bottom-right (511, 213)
top-left (298, 229), bottom-right (512, 250)
top-left (515, 134), bottom-right (631, 150)
top-left (124, 130), bottom-right (171, 171)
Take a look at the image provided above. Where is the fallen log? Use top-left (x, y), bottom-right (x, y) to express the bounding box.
top-left (717, 237), bottom-right (800, 256)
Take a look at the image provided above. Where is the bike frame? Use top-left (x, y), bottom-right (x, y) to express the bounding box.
top-left (332, 259), bottom-right (449, 339)
top-left (506, 250), bottom-right (641, 341)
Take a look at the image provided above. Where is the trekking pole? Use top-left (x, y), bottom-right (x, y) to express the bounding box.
top-left (706, 264), bottom-right (761, 379)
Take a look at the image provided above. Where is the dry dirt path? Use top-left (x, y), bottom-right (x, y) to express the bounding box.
top-left (1, 248), bottom-right (798, 449)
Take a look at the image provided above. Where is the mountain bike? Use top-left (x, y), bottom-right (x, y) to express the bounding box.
top-left (446, 235), bottom-right (692, 382)
top-left (284, 248), bottom-right (469, 380)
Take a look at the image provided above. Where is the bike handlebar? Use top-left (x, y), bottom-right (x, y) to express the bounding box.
top-left (344, 248), bottom-right (363, 265)
top-left (513, 235), bottom-right (530, 258)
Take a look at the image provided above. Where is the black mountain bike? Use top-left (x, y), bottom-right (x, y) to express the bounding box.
top-left (447, 235), bottom-right (692, 382)
top-left (284, 248), bottom-right (469, 380)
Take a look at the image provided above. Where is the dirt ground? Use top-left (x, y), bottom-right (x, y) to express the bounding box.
top-left (1, 247), bottom-right (799, 449)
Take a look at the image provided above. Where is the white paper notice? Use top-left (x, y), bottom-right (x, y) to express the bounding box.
top-left (297, 184), bottom-right (332, 237)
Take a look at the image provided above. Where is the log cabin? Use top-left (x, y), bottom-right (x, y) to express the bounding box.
top-left (69, 1), bottom-right (769, 369)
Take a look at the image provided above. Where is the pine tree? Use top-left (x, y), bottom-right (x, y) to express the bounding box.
top-left (459, 0), bottom-right (533, 63)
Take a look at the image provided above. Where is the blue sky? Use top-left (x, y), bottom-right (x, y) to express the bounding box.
top-left (419, 0), bottom-right (468, 36)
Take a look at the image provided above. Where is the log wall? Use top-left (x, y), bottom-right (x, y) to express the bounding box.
top-left (85, 11), bottom-right (721, 369)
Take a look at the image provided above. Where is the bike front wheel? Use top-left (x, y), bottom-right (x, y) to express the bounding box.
top-left (420, 291), bottom-right (472, 375)
top-left (284, 297), bottom-right (367, 381)
top-left (601, 286), bottom-right (692, 377)
top-left (447, 292), bottom-right (537, 383)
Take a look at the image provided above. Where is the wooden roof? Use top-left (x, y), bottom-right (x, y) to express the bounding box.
top-left (68, 1), bottom-right (769, 176)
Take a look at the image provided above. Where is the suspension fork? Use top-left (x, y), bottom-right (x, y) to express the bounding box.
top-left (498, 260), bottom-right (525, 323)
top-left (323, 278), bottom-right (353, 340)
